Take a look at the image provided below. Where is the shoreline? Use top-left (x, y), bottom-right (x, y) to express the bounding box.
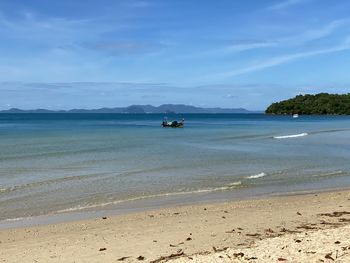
top-left (1, 188), bottom-right (350, 262)
top-left (1, 185), bottom-right (349, 230)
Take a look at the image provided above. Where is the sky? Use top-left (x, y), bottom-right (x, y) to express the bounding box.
top-left (0, 0), bottom-right (350, 110)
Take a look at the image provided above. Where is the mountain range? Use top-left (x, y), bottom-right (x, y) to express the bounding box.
top-left (0, 104), bottom-right (257, 114)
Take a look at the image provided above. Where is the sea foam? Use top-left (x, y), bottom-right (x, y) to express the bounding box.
top-left (246, 172), bottom-right (266, 179)
top-left (55, 182), bottom-right (243, 213)
top-left (273, 133), bottom-right (308, 139)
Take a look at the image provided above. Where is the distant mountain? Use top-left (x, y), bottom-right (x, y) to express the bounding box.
top-left (0, 104), bottom-right (256, 114)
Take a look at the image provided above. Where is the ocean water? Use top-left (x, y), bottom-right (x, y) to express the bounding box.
top-left (1, 113), bottom-right (350, 223)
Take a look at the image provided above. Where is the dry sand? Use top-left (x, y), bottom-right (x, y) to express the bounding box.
top-left (1, 190), bottom-right (350, 262)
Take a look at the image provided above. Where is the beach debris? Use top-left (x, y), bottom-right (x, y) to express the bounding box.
top-left (117, 256), bottom-right (131, 261)
top-left (186, 237), bottom-right (192, 241)
top-left (246, 256), bottom-right (257, 260)
top-left (237, 243), bottom-right (247, 246)
top-left (296, 224), bottom-right (318, 230)
top-left (102, 216), bottom-right (107, 219)
top-left (204, 208), bottom-right (207, 211)
top-left (173, 212), bottom-right (180, 215)
top-left (222, 216), bottom-right (226, 219)
top-left (237, 227), bottom-right (243, 230)
top-left (319, 220), bottom-right (341, 226)
top-left (137, 255), bottom-right (145, 261)
top-left (212, 246), bottom-right (228, 252)
top-left (246, 233), bottom-right (261, 237)
top-left (99, 248), bottom-right (107, 251)
top-left (153, 240), bottom-right (157, 243)
top-left (148, 215), bottom-right (155, 218)
top-left (225, 229), bottom-right (235, 233)
top-left (318, 211), bottom-right (350, 217)
top-left (265, 228), bottom-right (274, 233)
top-left (325, 252), bottom-right (334, 261)
top-left (295, 239), bottom-right (302, 243)
top-left (341, 246), bottom-right (350, 251)
top-left (170, 242), bottom-right (184, 247)
top-left (232, 252), bottom-right (244, 257)
top-left (335, 241), bottom-right (341, 244)
top-left (150, 250), bottom-right (185, 263)
top-left (297, 211), bottom-right (302, 215)
top-left (277, 257), bottom-right (287, 261)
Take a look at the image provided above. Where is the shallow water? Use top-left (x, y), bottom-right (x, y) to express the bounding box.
top-left (1, 113), bottom-right (350, 221)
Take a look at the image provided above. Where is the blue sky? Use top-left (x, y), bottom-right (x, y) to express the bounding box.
top-left (1, 0), bottom-right (350, 110)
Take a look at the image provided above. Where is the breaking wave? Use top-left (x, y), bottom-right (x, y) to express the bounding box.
top-left (273, 133), bottom-right (308, 139)
top-left (55, 181), bottom-right (243, 213)
top-left (246, 172), bottom-right (266, 179)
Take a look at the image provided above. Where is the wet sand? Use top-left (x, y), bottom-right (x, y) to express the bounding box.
top-left (1, 189), bottom-right (350, 262)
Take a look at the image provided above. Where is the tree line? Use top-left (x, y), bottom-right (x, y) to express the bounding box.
top-left (265, 93), bottom-right (350, 115)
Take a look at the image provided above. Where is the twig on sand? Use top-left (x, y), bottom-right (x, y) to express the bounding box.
top-left (296, 224), bottom-right (318, 230)
top-left (212, 246), bottom-right (229, 252)
top-left (280, 228), bottom-right (300, 234)
top-left (117, 256), bottom-right (131, 261)
top-left (325, 252), bottom-right (334, 261)
top-left (318, 211), bottom-right (350, 217)
top-left (169, 242), bottom-right (184, 247)
top-left (232, 252), bottom-right (244, 257)
top-left (246, 233), bottom-right (261, 237)
top-left (150, 250), bottom-right (185, 263)
top-left (319, 220), bottom-right (341, 226)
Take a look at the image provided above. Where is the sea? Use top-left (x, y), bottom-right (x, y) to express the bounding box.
top-left (1, 113), bottom-right (350, 227)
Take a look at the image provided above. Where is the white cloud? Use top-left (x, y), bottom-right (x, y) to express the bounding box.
top-left (283, 18), bottom-right (350, 44)
top-left (217, 38), bottom-right (350, 78)
top-left (224, 41), bottom-right (278, 52)
top-left (267, 0), bottom-right (306, 11)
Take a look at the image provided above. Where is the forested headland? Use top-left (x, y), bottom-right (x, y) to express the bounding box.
top-left (266, 93), bottom-right (350, 115)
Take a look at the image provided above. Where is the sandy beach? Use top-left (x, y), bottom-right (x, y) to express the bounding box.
top-left (1, 189), bottom-right (350, 263)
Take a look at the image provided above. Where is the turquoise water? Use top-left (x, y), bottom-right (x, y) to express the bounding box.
top-left (1, 113), bottom-right (350, 222)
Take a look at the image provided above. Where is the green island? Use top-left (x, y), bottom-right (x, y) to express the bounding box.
top-left (265, 93), bottom-right (350, 115)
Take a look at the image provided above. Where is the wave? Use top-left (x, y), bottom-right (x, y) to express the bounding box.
top-left (0, 146), bottom-right (118, 161)
top-left (55, 181), bottom-right (243, 213)
top-left (3, 216), bottom-right (32, 222)
top-left (246, 172), bottom-right (266, 179)
top-left (0, 172), bottom-right (110, 194)
top-left (212, 133), bottom-right (271, 142)
top-left (273, 133), bottom-right (308, 139)
top-left (310, 128), bottom-right (350, 135)
top-left (313, 170), bottom-right (344, 177)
